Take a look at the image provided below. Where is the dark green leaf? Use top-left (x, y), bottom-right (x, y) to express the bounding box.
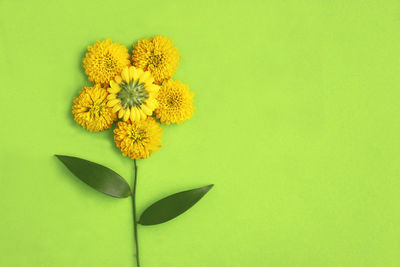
top-left (55, 155), bottom-right (131, 198)
top-left (139, 184), bottom-right (214, 225)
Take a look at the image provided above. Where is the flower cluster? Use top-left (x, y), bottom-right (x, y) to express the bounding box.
top-left (72, 36), bottom-right (195, 159)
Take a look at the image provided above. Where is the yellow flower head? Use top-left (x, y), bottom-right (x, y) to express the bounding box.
top-left (72, 85), bottom-right (117, 132)
top-left (106, 66), bottom-right (159, 122)
top-left (131, 36), bottom-right (180, 85)
top-left (83, 39), bottom-right (130, 85)
top-left (155, 80), bottom-right (195, 124)
top-left (114, 118), bottom-right (162, 159)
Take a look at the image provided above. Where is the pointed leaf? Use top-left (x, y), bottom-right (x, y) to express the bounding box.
top-left (55, 155), bottom-right (131, 198)
top-left (139, 184), bottom-right (214, 225)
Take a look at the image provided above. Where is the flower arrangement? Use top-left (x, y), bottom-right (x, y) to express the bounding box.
top-left (56, 36), bottom-right (213, 266)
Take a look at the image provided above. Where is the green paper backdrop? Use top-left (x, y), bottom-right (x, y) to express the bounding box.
top-left (1, 0), bottom-right (400, 266)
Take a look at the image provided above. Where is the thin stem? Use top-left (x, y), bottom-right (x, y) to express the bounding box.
top-left (132, 159), bottom-right (140, 267)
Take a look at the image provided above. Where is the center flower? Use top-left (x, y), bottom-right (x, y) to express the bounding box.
top-left (107, 66), bottom-right (160, 122)
top-left (118, 80), bottom-right (148, 109)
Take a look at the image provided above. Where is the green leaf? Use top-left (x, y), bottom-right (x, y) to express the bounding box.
top-left (139, 184), bottom-right (214, 225)
top-left (55, 155), bottom-right (131, 198)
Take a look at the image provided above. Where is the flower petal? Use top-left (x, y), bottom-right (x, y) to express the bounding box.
top-left (107, 99), bottom-right (121, 107)
top-left (131, 68), bottom-right (140, 82)
top-left (121, 67), bottom-right (130, 83)
top-left (139, 71), bottom-right (153, 85)
top-left (107, 94), bottom-right (116, 100)
top-left (141, 104), bottom-right (153, 115)
top-left (136, 68), bottom-right (144, 81)
top-left (118, 108), bottom-right (125, 119)
top-left (123, 108), bottom-right (130, 121)
top-left (109, 80), bottom-right (121, 93)
top-left (133, 107), bottom-right (141, 122)
top-left (146, 84), bottom-right (159, 92)
top-left (139, 109), bottom-right (147, 120)
top-left (145, 101), bottom-right (155, 110)
top-left (112, 104), bottom-right (122, 113)
top-left (115, 75), bottom-right (122, 84)
top-left (130, 107), bottom-right (136, 122)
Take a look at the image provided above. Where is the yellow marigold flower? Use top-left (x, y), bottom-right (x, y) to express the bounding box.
top-left (155, 80), bottom-right (195, 124)
top-left (131, 36), bottom-right (180, 85)
top-left (83, 39), bottom-right (130, 85)
top-left (72, 85), bottom-right (117, 132)
top-left (106, 66), bottom-right (159, 122)
top-left (114, 118), bottom-right (162, 159)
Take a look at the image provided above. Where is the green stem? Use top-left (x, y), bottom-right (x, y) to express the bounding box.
top-left (132, 159), bottom-right (140, 267)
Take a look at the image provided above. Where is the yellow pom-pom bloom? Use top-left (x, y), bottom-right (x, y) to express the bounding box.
top-left (83, 39), bottom-right (130, 85)
top-left (155, 80), bottom-right (195, 124)
top-left (131, 36), bottom-right (180, 85)
top-left (106, 66), bottom-right (159, 122)
top-left (114, 118), bottom-right (162, 159)
top-left (72, 85), bottom-right (117, 132)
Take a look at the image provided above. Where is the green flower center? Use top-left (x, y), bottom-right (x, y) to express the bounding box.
top-left (118, 80), bottom-right (148, 109)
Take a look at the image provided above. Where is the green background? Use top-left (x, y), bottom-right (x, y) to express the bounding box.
top-left (1, 0), bottom-right (400, 266)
